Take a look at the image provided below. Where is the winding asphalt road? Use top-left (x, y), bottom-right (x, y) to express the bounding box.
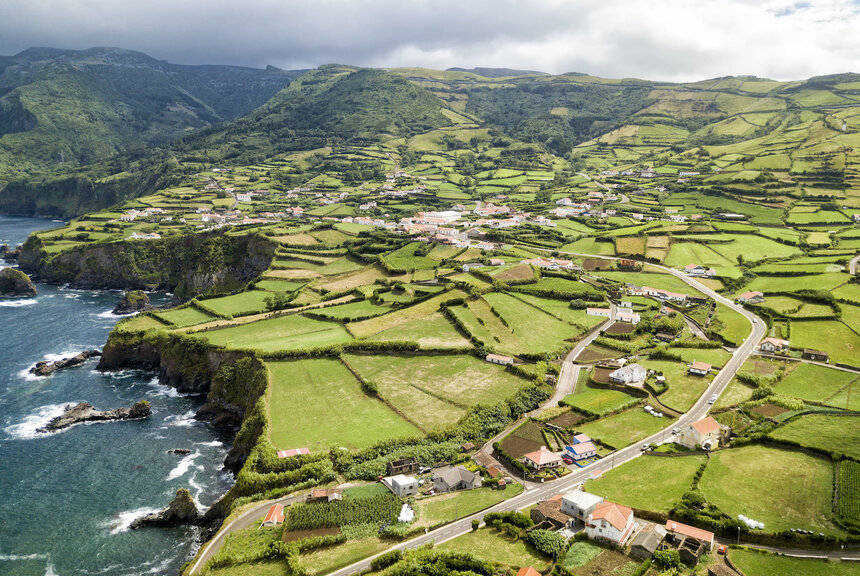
top-left (324, 252), bottom-right (771, 576)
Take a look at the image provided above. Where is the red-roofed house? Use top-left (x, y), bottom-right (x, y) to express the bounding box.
top-left (486, 353), bottom-right (514, 366)
top-left (566, 441), bottom-right (597, 461)
top-left (261, 504), bottom-right (285, 527)
top-left (523, 446), bottom-right (563, 470)
top-left (738, 291), bottom-right (765, 304)
top-left (688, 362), bottom-right (711, 376)
top-left (586, 501), bottom-right (634, 545)
top-left (677, 416), bottom-right (723, 450)
top-left (665, 520), bottom-right (715, 550)
top-left (516, 567), bottom-right (542, 576)
top-left (759, 337), bottom-right (789, 353)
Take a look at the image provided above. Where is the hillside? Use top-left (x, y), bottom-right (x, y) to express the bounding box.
top-left (0, 47), bottom-right (299, 180)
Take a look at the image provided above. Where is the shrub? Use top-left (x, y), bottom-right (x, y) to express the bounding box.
top-left (526, 529), bottom-right (566, 557)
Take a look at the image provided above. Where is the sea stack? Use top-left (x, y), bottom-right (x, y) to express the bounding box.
top-left (0, 267), bottom-right (37, 297)
top-left (113, 290), bottom-right (151, 314)
top-left (131, 488), bottom-right (201, 528)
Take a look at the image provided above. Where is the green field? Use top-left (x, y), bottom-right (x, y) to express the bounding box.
top-left (482, 292), bottom-right (581, 355)
top-left (198, 290), bottom-right (275, 317)
top-left (438, 528), bottom-right (551, 570)
top-left (366, 311), bottom-right (472, 349)
top-left (698, 445), bottom-right (842, 534)
top-left (154, 305), bottom-right (215, 327)
top-left (414, 484), bottom-right (524, 528)
top-left (512, 294), bottom-right (606, 330)
top-left (381, 242), bottom-right (437, 271)
top-left (585, 454), bottom-right (706, 513)
top-left (576, 408), bottom-right (675, 450)
top-left (788, 320), bottom-right (860, 365)
top-left (710, 303), bottom-right (750, 345)
top-left (267, 359), bottom-right (419, 451)
top-left (775, 363), bottom-right (859, 410)
top-left (640, 359), bottom-right (710, 412)
top-left (562, 382), bottom-right (640, 416)
top-left (769, 414), bottom-right (860, 460)
top-left (308, 300), bottom-right (391, 320)
top-left (203, 314), bottom-right (352, 352)
top-left (741, 273), bottom-right (849, 294)
top-left (730, 548), bottom-right (857, 576)
top-left (669, 346), bottom-right (732, 368)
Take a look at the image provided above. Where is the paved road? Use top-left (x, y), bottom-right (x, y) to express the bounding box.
top-left (328, 252), bottom-right (769, 576)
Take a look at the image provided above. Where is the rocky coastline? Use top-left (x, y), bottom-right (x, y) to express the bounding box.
top-left (30, 349), bottom-right (102, 376)
top-left (0, 267), bottom-right (37, 297)
top-left (131, 488), bottom-right (201, 529)
top-left (37, 400), bottom-right (152, 432)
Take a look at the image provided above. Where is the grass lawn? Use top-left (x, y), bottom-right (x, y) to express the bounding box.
top-left (206, 560), bottom-right (291, 576)
top-left (348, 290), bottom-right (466, 338)
top-left (585, 454), bottom-right (706, 513)
top-left (769, 414), bottom-right (860, 460)
top-left (483, 292), bottom-right (580, 355)
top-left (366, 311), bottom-right (471, 349)
top-left (414, 484), bottom-right (524, 528)
top-left (299, 538), bottom-right (391, 576)
top-left (711, 303), bottom-right (750, 346)
top-left (714, 378), bottom-right (756, 409)
top-left (438, 527), bottom-right (551, 570)
top-left (154, 305), bottom-right (216, 327)
top-left (640, 359), bottom-right (710, 412)
top-left (669, 347), bottom-right (732, 368)
top-left (729, 548), bottom-right (857, 576)
top-left (198, 290), bottom-right (274, 317)
top-left (789, 320), bottom-right (860, 365)
top-left (741, 273), bottom-right (849, 294)
top-left (203, 314), bottom-right (352, 353)
top-left (775, 363), bottom-right (859, 410)
top-left (381, 242), bottom-right (437, 271)
top-left (344, 354), bottom-right (526, 407)
top-left (592, 269), bottom-right (702, 296)
top-left (698, 444), bottom-right (843, 534)
top-left (512, 293), bottom-right (606, 331)
top-left (560, 541), bottom-right (603, 570)
top-left (577, 408), bottom-right (675, 450)
top-left (267, 359), bottom-right (419, 451)
top-left (254, 279), bottom-right (306, 292)
top-left (115, 314), bottom-right (169, 333)
top-left (308, 300), bottom-right (391, 321)
top-left (562, 382), bottom-right (640, 416)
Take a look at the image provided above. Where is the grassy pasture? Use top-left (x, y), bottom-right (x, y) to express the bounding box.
top-left (576, 408), bottom-right (675, 449)
top-left (414, 484), bottom-right (523, 528)
top-left (367, 311), bottom-right (471, 349)
top-left (788, 320), bottom-right (860, 365)
top-left (308, 300), bottom-right (391, 320)
top-left (347, 290), bottom-right (466, 338)
top-left (711, 303), bottom-right (750, 346)
top-left (203, 314), bottom-right (352, 352)
top-left (562, 382), bottom-right (640, 416)
top-left (741, 272), bottom-right (849, 294)
top-left (267, 359), bottom-right (419, 451)
top-left (381, 242), bottom-right (438, 271)
top-left (198, 290), bottom-right (274, 317)
top-left (483, 292), bottom-right (581, 355)
top-left (769, 414), bottom-right (860, 460)
top-left (254, 279), bottom-right (306, 292)
top-left (669, 347), bottom-right (732, 368)
top-left (154, 305), bottom-right (215, 327)
top-left (730, 549), bottom-right (857, 576)
top-left (512, 293), bottom-right (605, 330)
top-left (640, 359), bottom-right (711, 412)
top-left (698, 444), bottom-right (842, 534)
top-left (585, 454), bottom-right (706, 513)
top-left (438, 528), bottom-right (550, 570)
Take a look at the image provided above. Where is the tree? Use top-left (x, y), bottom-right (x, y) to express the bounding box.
top-left (525, 529), bottom-right (566, 558)
top-left (653, 549), bottom-right (681, 569)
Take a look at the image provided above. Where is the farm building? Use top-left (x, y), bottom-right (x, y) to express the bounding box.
top-left (260, 504), bottom-right (284, 527)
top-left (586, 501), bottom-right (635, 546)
top-left (738, 291), bottom-right (765, 304)
top-left (530, 496), bottom-right (571, 529)
top-left (688, 362), bottom-right (711, 376)
top-left (387, 457), bottom-right (418, 476)
top-left (683, 264), bottom-right (716, 278)
top-left (384, 474), bottom-right (419, 498)
top-left (665, 519), bottom-right (715, 552)
top-left (277, 448), bottom-right (310, 458)
top-left (586, 307), bottom-right (612, 318)
top-left (642, 286), bottom-right (687, 304)
top-left (616, 311), bottom-right (641, 324)
top-left (516, 567), bottom-right (541, 576)
top-left (566, 441), bottom-right (597, 461)
top-left (489, 258), bottom-right (505, 266)
top-left (802, 349), bottom-right (829, 362)
top-left (485, 353), bottom-right (514, 366)
top-left (629, 524), bottom-right (667, 559)
top-left (307, 489), bottom-right (343, 503)
top-left (462, 263), bottom-right (484, 272)
top-left (522, 446), bottom-right (563, 470)
top-left (609, 363), bottom-right (647, 384)
top-left (432, 466), bottom-right (482, 493)
top-left (561, 490), bottom-right (604, 522)
top-left (759, 337), bottom-right (789, 353)
top-left (677, 416), bottom-right (724, 450)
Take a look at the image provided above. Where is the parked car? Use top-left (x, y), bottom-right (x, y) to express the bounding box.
top-left (672, 427), bottom-right (681, 434)
top-left (718, 545), bottom-right (727, 555)
top-left (562, 455), bottom-right (574, 464)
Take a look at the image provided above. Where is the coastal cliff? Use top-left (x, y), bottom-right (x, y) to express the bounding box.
top-left (18, 230), bottom-right (276, 299)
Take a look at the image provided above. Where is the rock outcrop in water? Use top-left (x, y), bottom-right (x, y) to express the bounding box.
top-left (0, 267), bottom-right (37, 297)
top-left (112, 290), bottom-right (151, 314)
top-left (0, 244), bottom-right (20, 263)
top-left (38, 400), bottom-right (151, 432)
top-left (131, 488), bottom-right (200, 528)
top-left (31, 349), bottom-right (102, 376)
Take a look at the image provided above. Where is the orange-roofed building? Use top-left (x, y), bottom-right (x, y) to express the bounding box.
top-left (522, 446), bottom-right (562, 470)
top-left (516, 567), bottom-right (541, 576)
top-left (688, 361), bottom-right (711, 376)
top-left (665, 519), bottom-right (715, 550)
top-left (677, 416), bottom-right (724, 450)
top-left (261, 504), bottom-right (284, 527)
top-left (586, 500), bottom-right (634, 545)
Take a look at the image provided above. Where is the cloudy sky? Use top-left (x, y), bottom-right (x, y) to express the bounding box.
top-left (1, 0), bottom-right (857, 81)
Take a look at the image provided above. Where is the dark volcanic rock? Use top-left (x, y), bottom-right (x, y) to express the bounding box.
top-left (38, 400), bottom-right (151, 432)
top-left (31, 349), bottom-right (102, 376)
top-left (168, 448), bottom-right (192, 455)
top-left (131, 488), bottom-right (200, 528)
top-left (113, 290), bottom-right (152, 315)
top-left (0, 267), bottom-right (37, 297)
top-left (0, 244), bottom-right (20, 263)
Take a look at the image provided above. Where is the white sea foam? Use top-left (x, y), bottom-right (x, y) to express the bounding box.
top-left (0, 553), bottom-right (49, 561)
top-left (193, 440), bottom-right (223, 447)
top-left (0, 298), bottom-right (37, 307)
top-left (105, 507), bottom-right (162, 535)
top-left (145, 378), bottom-right (182, 398)
top-left (95, 309), bottom-right (138, 319)
top-left (166, 451), bottom-right (201, 481)
top-left (4, 403), bottom-right (71, 440)
top-left (164, 409), bottom-right (197, 428)
top-left (17, 367), bottom-right (43, 382)
top-left (45, 563), bottom-right (59, 576)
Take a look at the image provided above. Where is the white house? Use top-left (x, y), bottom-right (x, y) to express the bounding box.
top-left (586, 501), bottom-right (635, 546)
top-left (609, 363), bottom-right (647, 384)
top-left (677, 416), bottom-right (723, 450)
top-left (586, 307), bottom-right (612, 318)
top-left (759, 337), bottom-right (789, 353)
top-left (522, 446), bottom-right (562, 470)
top-left (616, 311), bottom-right (640, 324)
top-left (385, 474), bottom-right (418, 498)
top-left (688, 362), bottom-right (711, 376)
top-left (561, 490), bottom-right (604, 522)
top-left (566, 441), bottom-right (597, 461)
top-left (738, 291), bottom-right (765, 304)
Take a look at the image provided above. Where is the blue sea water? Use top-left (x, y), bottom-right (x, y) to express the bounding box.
top-left (0, 216), bottom-right (233, 576)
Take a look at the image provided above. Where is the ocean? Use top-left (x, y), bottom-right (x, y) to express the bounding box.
top-left (0, 216), bottom-right (233, 576)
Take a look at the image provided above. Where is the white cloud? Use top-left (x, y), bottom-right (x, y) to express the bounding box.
top-left (0, 0), bottom-right (857, 80)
